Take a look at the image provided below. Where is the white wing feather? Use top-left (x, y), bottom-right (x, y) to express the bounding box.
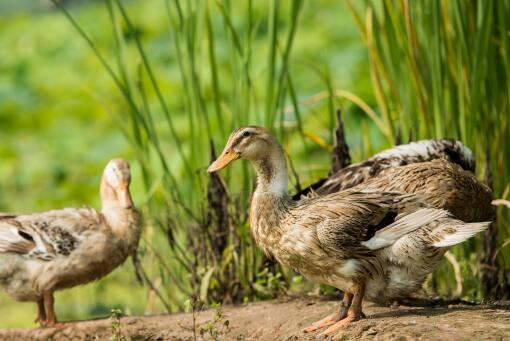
top-left (362, 208), bottom-right (450, 250)
top-left (433, 222), bottom-right (489, 248)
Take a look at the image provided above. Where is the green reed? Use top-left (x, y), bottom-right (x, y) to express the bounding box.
top-left (348, 0), bottom-right (510, 299)
top-left (51, 0), bottom-right (321, 310)
top-left (52, 0), bottom-right (510, 310)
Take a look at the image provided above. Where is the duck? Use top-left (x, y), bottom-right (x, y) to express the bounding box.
top-left (300, 157), bottom-right (493, 224)
top-left (355, 158), bottom-right (493, 223)
top-left (0, 159), bottom-right (141, 327)
top-left (297, 139), bottom-right (493, 332)
top-left (208, 126), bottom-right (490, 338)
top-left (294, 138), bottom-right (476, 199)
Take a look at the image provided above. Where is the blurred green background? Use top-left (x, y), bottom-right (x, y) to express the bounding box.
top-left (1, 0), bottom-right (508, 328)
top-left (0, 0), bottom-right (370, 327)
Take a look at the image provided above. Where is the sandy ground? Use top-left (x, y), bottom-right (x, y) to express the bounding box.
top-left (0, 298), bottom-right (509, 340)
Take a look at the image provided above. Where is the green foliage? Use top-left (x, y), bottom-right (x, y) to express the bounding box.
top-left (198, 306), bottom-right (230, 341)
top-left (109, 308), bottom-right (126, 341)
top-left (348, 0), bottom-right (510, 298)
top-left (0, 0), bottom-right (369, 326)
top-left (49, 0), bottom-right (375, 314)
top-left (1, 0), bottom-right (508, 327)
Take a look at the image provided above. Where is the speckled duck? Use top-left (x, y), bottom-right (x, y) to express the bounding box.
top-left (208, 126), bottom-right (490, 339)
top-left (0, 159), bottom-right (141, 326)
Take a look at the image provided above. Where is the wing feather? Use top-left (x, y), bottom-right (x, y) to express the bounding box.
top-left (0, 208), bottom-right (102, 260)
top-left (0, 222), bottom-right (37, 254)
top-left (312, 191), bottom-right (427, 256)
top-left (362, 208), bottom-right (450, 250)
top-left (432, 221), bottom-right (489, 248)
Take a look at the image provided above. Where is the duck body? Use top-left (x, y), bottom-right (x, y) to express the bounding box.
top-left (209, 126), bottom-right (490, 338)
top-left (0, 159), bottom-right (141, 326)
top-left (359, 159), bottom-right (493, 302)
top-left (251, 187), bottom-right (485, 303)
top-left (359, 158), bottom-right (493, 223)
top-left (304, 153), bottom-right (493, 303)
top-left (0, 207), bottom-right (140, 302)
top-left (295, 139), bottom-right (476, 199)
top-left (251, 189), bottom-right (435, 294)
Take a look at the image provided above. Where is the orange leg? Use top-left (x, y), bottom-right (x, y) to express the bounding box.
top-left (34, 298), bottom-right (46, 326)
top-left (303, 292), bottom-right (353, 333)
top-left (317, 283), bottom-right (365, 340)
top-left (41, 293), bottom-right (58, 327)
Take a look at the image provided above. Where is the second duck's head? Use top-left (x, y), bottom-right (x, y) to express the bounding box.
top-left (207, 126), bottom-right (282, 173)
top-left (101, 159), bottom-right (134, 209)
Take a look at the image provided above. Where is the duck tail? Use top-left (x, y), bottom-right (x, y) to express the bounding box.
top-left (439, 139), bottom-right (475, 172)
top-left (432, 221), bottom-right (490, 248)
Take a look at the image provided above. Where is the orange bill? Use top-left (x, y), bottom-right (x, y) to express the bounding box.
top-left (207, 150), bottom-right (240, 172)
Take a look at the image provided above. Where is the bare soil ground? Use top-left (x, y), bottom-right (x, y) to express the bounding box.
top-left (0, 298), bottom-right (509, 341)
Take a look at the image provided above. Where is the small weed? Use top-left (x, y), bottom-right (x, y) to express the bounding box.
top-left (109, 308), bottom-right (126, 341)
top-left (199, 306), bottom-right (230, 341)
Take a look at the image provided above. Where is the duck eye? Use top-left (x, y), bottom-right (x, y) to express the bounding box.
top-left (242, 131), bottom-right (251, 137)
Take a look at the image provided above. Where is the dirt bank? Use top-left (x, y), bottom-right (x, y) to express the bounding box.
top-left (0, 298), bottom-right (509, 340)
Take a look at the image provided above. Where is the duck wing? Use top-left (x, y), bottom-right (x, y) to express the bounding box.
top-left (303, 192), bottom-right (448, 256)
top-left (0, 208), bottom-right (103, 261)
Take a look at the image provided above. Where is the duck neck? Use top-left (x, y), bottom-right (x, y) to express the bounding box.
top-left (249, 144), bottom-right (292, 251)
top-left (251, 146), bottom-right (289, 198)
top-left (100, 179), bottom-right (140, 249)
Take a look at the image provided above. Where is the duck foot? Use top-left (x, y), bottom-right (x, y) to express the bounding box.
top-left (303, 293), bottom-right (353, 333)
top-left (303, 313), bottom-right (338, 333)
top-left (39, 317), bottom-right (58, 328)
top-left (316, 310), bottom-right (363, 340)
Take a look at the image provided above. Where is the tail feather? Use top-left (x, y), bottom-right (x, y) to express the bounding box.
top-left (363, 208), bottom-right (449, 250)
top-left (433, 222), bottom-right (490, 248)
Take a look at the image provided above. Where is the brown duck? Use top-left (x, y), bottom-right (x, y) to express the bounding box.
top-left (295, 138), bottom-right (477, 198)
top-left (208, 126), bottom-right (490, 339)
top-left (295, 140), bottom-right (494, 336)
top-left (0, 159), bottom-right (141, 327)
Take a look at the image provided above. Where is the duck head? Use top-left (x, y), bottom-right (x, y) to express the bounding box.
top-left (101, 159), bottom-right (134, 209)
top-left (208, 126), bottom-right (280, 172)
top-left (208, 126), bottom-right (288, 195)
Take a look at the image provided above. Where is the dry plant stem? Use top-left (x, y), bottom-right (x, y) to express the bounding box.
top-left (330, 109), bottom-right (351, 174)
top-left (135, 256), bottom-right (172, 313)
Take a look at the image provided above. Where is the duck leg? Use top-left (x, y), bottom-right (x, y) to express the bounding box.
top-left (34, 298), bottom-right (46, 326)
top-left (317, 282), bottom-right (365, 340)
top-left (303, 292), bottom-right (353, 333)
top-left (41, 292), bottom-right (58, 327)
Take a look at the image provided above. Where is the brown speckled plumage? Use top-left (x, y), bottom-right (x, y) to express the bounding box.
top-left (359, 159), bottom-right (494, 222)
top-left (209, 126), bottom-right (490, 336)
top-left (0, 159), bottom-right (141, 326)
top-left (294, 139), bottom-right (476, 199)
top-left (300, 153), bottom-right (493, 303)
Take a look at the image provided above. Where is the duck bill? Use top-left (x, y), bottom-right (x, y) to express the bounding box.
top-left (207, 149), bottom-right (240, 173)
